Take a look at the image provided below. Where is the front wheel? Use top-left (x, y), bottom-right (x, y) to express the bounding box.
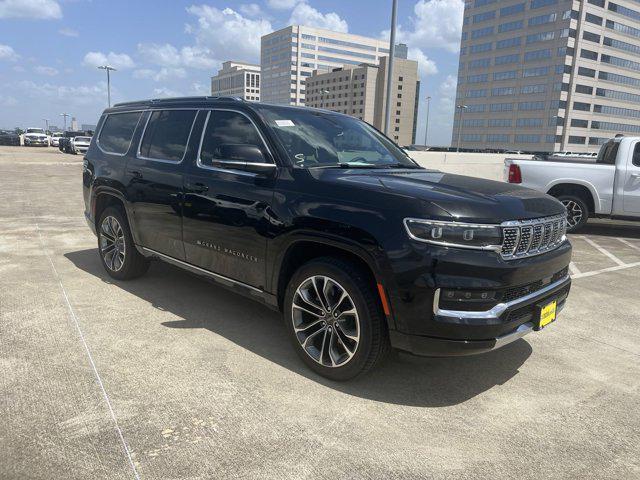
top-left (98, 206), bottom-right (149, 280)
top-left (284, 257), bottom-right (390, 381)
top-left (557, 194), bottom-right (589, 232)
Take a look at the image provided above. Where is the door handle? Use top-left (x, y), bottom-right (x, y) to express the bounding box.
top-left (128, 170), bottom-right (143, 179)
top-left (186, 182), bottom-right (209, 193)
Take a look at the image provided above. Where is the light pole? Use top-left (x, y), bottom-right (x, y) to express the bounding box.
top-left (384, 0), bottom-right (398, 135)
top-left (98, 65), bottom-right (117, 107)
top-left (424, 96), bottom-right (431, 146)
top-left (60, 112), bottom-right (70, 132)
top-left (455, 104), bottom-right (468, 153)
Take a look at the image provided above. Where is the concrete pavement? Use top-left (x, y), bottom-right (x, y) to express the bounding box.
top-left (1, 146), bottom-right (638, 479)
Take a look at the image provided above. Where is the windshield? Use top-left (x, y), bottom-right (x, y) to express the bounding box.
top-left (257, 107), bottom-right (418, 169)
top-left (75, 137), bottom-right (91, 142)
top-left (26, 128), bottom-right (44, 134)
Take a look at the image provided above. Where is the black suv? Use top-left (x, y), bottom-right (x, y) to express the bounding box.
top-left (83, 97), bottom-right (572, 380)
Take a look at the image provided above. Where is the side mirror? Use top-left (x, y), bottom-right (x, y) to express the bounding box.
top-left (217, 144), bottom-right (276, 175)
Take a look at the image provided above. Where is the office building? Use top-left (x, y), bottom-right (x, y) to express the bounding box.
top-left (305, 56), bottom-right (420, 145)
top-left (261, 25), bottom-right (397, 106)
top-left (453, 0), bottom-right (640, 152)
top-left (210, 61), bottom-right (261, 101)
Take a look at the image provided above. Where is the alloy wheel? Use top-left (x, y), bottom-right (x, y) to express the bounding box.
top-left (562, 200), bottom-right (583, 229)
top-left (100, 216), bottom-right (126, 272)
top-left (291, 275), bottom-right (360, 368)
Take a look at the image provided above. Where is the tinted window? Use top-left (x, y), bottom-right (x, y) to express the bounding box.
top-left (596, 140), bottom-right (620, 165)
top-left (633, 143), bottom-right (640, 167)
top-left (199, 110), bottom-right (266, 166)
top-left (99, 112), bottom-right (141, 154)
top-left (139, 110), bottom-right (197, 161)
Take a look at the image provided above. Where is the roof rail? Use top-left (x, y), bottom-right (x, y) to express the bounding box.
top-left (113, 96), bottom-right (245, 108)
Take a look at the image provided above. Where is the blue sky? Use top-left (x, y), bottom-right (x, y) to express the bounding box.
top-left (0, 0), bottom-right (464, 145)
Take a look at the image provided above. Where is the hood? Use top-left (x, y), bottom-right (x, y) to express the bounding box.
top-left (322, 169), bottom-right (565, 223)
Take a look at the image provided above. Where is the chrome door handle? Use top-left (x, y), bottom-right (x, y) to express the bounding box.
top-left (127, 170), bottom-right (143, 178)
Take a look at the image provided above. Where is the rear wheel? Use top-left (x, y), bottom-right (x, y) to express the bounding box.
top-left (557, 194), bottom-right (589, 232)
top-left (98, 206), bottom-right (149, 280)
top-left (284, 257), bottom-right (390, 380)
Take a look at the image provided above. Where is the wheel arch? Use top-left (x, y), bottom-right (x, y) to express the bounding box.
top-left (92, 187), bottom-right (142, 247)
top-left (546, 181), bottom-right (597, 214)
top-left (272, 236), bottom-right (395, 329)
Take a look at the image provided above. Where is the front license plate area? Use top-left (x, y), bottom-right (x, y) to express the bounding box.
top-left (536, 299), bottom-right (557, 330)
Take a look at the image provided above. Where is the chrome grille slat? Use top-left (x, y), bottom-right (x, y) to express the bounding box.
top-left (500, 214), bottom-right (567, 260)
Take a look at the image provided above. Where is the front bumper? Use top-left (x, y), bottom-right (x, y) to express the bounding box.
top-left (389, 275), bottom-right (571, 356)
top-left (25, 139), bottom-right (49, 146)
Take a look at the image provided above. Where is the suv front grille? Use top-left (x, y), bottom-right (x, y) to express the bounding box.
top-left (500, 214), bottom-right (567, 260)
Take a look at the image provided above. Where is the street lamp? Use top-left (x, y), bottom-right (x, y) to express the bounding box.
top-left (455, 104), bottom-right (468, 153)
top-left (97, 65), bottom-right (117, 107)
top-left (384, 0), bottom-right (398, 135)
top-left (424, 96), bottom-right (431, 146)
top-left (60, 112), bottom-right (70, 132)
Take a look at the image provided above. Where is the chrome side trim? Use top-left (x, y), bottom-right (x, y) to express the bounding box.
top-left (135, 109), bottom-right (199, 164)
top-left (433, 275), bottom-right (570, 319)
top-left (141, 247), bottom-right (262, 293)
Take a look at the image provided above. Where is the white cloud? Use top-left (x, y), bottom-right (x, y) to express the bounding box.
top-left (0, 93), bottom-right (18, 107)
top-left (133, 67), bottom-right (187, 82)
top-left (0, 0), bottom-right (62, 19)
top-left (383, 0), bottom-right (464, 53)
top-left (58, 27), bottom-right (78, 37)
top-left (190, 82), bottom-right (209, 95)
top-left (15, 80), bottom-right (108, 106)
top-left (137, 43), bottom-right (217, 70)
top-left (34, 65), bottom-right (59, 76)
top-left (266, 0), bottom-right (299, 9)
top-left (83, 51), bottom-right (135, 70)
top-left (12, 65), bottom-right (25, 72)
top-left (152, 87), bottom-right (184, 98)
top-left (289, 2), bottom-right (348, 32)
top-left (0, 44), bottom-right (19, 61)
top-left (185, 5), bottom-right (272, 62)
top-left (408, 47), bottom-right (438, 76)
top-left (239, 3), bottom-right (263, 17)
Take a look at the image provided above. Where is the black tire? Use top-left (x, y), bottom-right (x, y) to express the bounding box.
top-left (284, 257), bottom-right (390, 381)
top-left (557, 194), bottom-right (589, 232)
top-left (97, 206), bottom-right (149, 280)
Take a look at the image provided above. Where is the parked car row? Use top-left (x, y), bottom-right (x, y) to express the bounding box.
top-left (58, 131), bottom-right (93, 154)
top-left (0, 129), bottom-right (21, 146)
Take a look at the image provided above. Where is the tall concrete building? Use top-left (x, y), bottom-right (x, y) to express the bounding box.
top-left (210, 61), bottom-right (261, 101)
top-left (305, 56), bottom-right (420, 145)
top-left (453, 0), bottom-right (640, 152)
top-left (260, 26), bottom-right (394, 106)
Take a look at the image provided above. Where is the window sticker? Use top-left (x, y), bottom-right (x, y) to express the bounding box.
top-left (275, 119), bottom-right (295, 127)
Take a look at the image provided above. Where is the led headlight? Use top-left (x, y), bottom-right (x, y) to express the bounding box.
top-left (404, 218), bottom-right (503, 250)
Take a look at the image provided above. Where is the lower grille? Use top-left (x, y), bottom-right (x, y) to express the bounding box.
top-left (501, 267), bottom-right (569, 303)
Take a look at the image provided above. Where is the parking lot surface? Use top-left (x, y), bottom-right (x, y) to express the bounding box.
top-left (1, 145), bottom-right (639, 479)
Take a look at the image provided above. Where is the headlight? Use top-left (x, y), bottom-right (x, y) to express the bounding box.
top-left (404, 218), bottom-right (503, 251)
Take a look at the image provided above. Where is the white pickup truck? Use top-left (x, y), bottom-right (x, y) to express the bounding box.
top-left (505, 136), bottom-right (640, 231)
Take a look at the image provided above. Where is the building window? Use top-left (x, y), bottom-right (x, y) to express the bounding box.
top-left (568, 136), bottom-right (586, 144)
top-left (571, 119), bottom-right (589, 128)
top-left (573, 102), bottom-right (591, 111)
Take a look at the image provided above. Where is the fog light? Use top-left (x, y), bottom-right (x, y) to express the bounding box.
top-left (440, 289), bottom-right (496, 302)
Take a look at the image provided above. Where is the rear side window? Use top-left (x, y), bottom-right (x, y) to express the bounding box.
top-left (139, 110), bottom-right (197, 162)
top-left (98, 112), bottom-right (141, 155)
top-left (633, 143), bottom-right (640, 167)
top-left (596, 140), bottom-right (619, 165)
top-left (199, 110), bottom-right (266, 166)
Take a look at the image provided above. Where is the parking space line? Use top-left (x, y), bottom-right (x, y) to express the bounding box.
top-left (34, 224), bottom-right (141, 480)
top-left (570, 261), bottom-right (640, 280)
top-left (617, 238), bottom-right (640, 253)
top-left (568, 262), bottom-right (581, 276)
top-left (578, 236), bottom-right (627, 267)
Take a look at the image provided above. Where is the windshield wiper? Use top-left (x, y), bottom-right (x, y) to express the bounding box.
top-left (379, 163), bottom-right (423, 169)
top-left (308, 163), bottom-right (385, 169)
